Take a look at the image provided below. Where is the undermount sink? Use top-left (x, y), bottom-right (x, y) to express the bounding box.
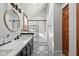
top-left (20, 36), bottom-right (31, 39)
top-left (0, 49), bottom-right (13, 56)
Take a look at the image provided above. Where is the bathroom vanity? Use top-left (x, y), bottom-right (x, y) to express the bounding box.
top-left (0, 33), bottom-right (34, 56)
top-left (17, 36), bottom-right (33, 56)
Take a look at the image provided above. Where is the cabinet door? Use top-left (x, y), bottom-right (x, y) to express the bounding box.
top-left (22, 47), bottom-right (27, 56)
top-left (26, 43), bottom-right (31, 56)
top-left (62, 4), bottom-right (69, 56)
top-left (17, 39), bottom-right (33, 56)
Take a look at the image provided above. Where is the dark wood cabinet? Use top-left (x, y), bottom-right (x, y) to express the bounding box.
top-left (17, 38), bottom-right (33, 56)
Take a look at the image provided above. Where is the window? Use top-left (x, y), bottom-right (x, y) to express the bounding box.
top-left (23, 13), bottom-right (28, 31)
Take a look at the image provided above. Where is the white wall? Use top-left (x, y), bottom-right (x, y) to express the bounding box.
top-left (46, 3), bottom-right (54, 53)
top-left (54, 3), bottom-right (62, 51)
top-left (69, 3), bottom-right (76, 56)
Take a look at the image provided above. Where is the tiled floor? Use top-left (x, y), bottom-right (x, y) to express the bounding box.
top-left (31, 41), bottom-right (64, 56)
top-left (32, 42), bottom-right (53, 56)
top-left (54, 50), bottom-right (63, 56)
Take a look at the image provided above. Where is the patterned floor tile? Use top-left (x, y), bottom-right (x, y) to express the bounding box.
top-left (32, 42), bottom-right (53, 56)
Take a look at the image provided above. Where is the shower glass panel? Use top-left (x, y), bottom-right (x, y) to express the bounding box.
top-left (28, 20), bottom-right (46, 42)
top-left (38, 21), bottom-right (47, 42)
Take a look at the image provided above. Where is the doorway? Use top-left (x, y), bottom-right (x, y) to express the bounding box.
top-left (62, 4), bottom-right (69, 56)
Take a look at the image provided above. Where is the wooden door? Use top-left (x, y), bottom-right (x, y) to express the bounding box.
top-left (62, 4), bottom-right (69, 56)
top-left (77, 3), bottom-right (79, 56)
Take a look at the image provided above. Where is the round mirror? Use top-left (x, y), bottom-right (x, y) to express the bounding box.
top-left (4, 10), bottom-right (20, 32)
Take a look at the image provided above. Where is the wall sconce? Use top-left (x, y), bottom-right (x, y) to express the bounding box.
top-left (10, 3), bottom-right (16, 8)
top-left (19, 9), bottom-right (22, 13)
top-left (15, 5), bottom-right (18, 10)
top-left (10, 3), bottom-right (22, 13)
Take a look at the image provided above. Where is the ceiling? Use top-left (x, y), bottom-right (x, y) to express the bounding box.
top-left (19, 3), bottom-right (49, 18)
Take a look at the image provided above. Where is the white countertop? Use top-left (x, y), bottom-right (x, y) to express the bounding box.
top-left (0, 36), bottom-right (32, 56)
